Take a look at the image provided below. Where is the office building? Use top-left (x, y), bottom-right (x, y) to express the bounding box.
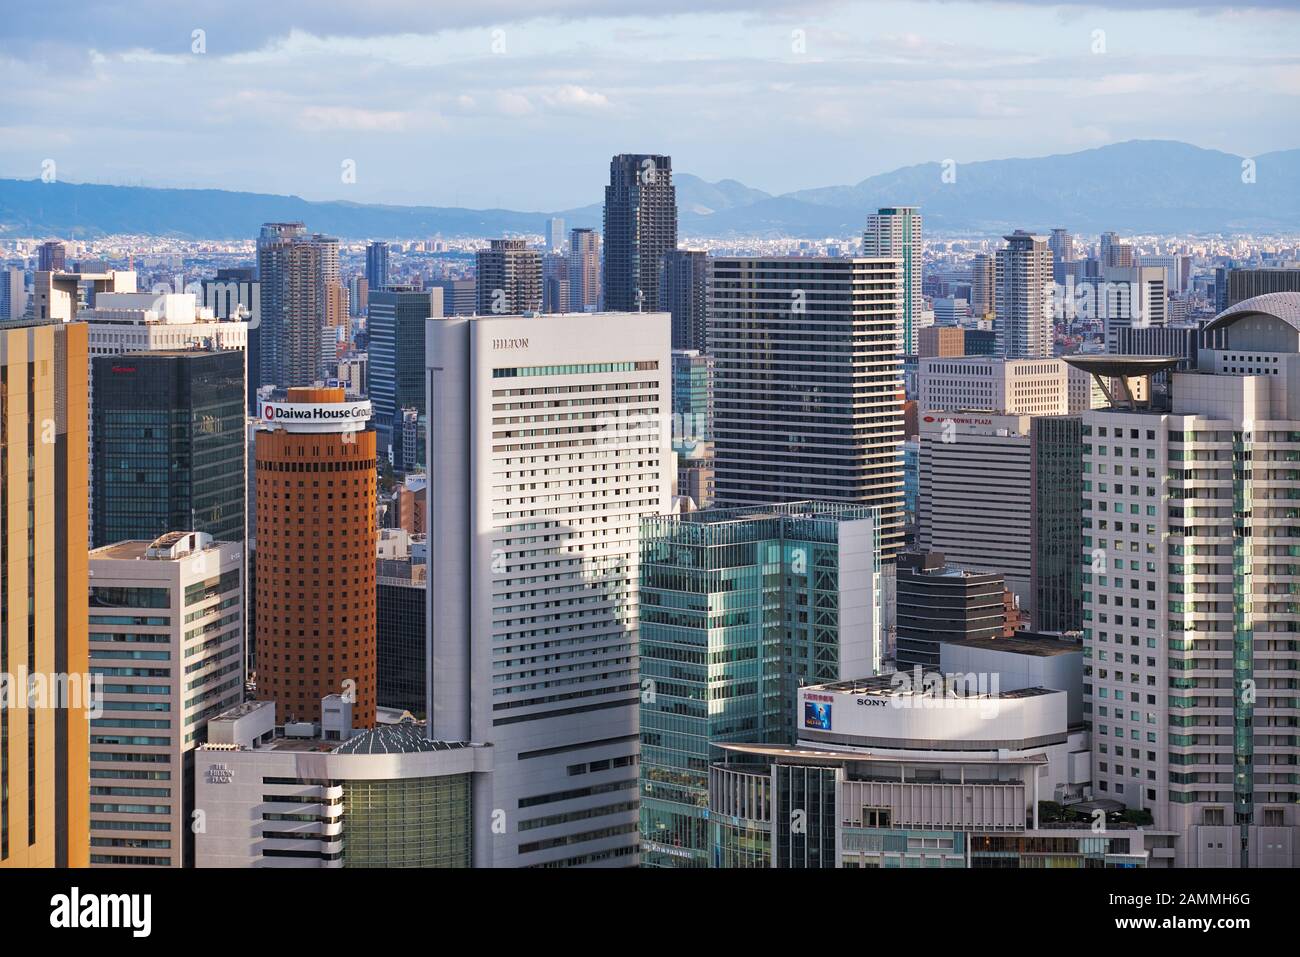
top-left (200, 271), bottom-right (260, 412)
top-left (195, 700), bottom-right (491, 867)
top-left (964, 328), bottom-right (998, 356)
top-left (707, 672), bottom-right (1149, 868)
top-left (377, 531), bottom-right (426, 715)
top-left (918, 356), bottom-right (1072, 416)
top-left (917, 412), bottom-right (1033, 608)
top-left (1100, 232), bottom-right (1133, 269)
top-left (931, 297), bottom-right (968, 329)
top-left (33, 268), bottom-right (135, 323)
top-left (429, 277), bottom-right (477, 317)
top-left (662, 248), bottom-right (708, 352)
top-left (863, 207), bottom-right (922, 355)
top-left (426, 310), bottom-right (673, 867)
top-left (475, 239), bottom-right (541, 315)
top-left (546, 217), bottom-right (566, 254)
top-left (87, 532), bottom-right (243, 867)
top-left (1073, 298), bottom-right (1300, 867)
top-left (255, 387), bottom-right (377, 729)
top-left (672, 348), bottom-right (714, 507)
top-left (1066, 266), bottom-right (1166, 353)
top-left (567, 228), bottom-right (601, 313)
top-left (970, 254), bottom-right (995, 321)
top-left (256, 223), bottom-right (330, 392)
top-left (37, 240), bottom-right (66, 273)
top-left (995, 231), bottom-right (1054, 359)
top-left (367, 287), bottom-right (442, 453)
top-left (639, 502), bottom-right (882, 867)
top-left (91, 350), bottom-right (245, 549)
top-left (709, 257), bottom-right (905, 560)
top-left (1049, 228), bottom-right (1075, 283)
top-left (0, 267), bottom-right (25, 320)
top-left (1220, 268), bottom-right (1300, 309)
top-left (366, 241), bottom-right (390, 293)
top-left (542, 252), bottom-right (569, 314)
top-left (1030, 414), bottom-right (1084, 634)
top-left (0, 319), bottom-right (89, 868)
top-left (894, 551), bottom-right (1011, 670)
top-left (603, 153), bottom-right (677, 312)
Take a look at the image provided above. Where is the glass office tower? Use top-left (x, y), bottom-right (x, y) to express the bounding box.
top-left (638, 501), bottom-right (881, 867)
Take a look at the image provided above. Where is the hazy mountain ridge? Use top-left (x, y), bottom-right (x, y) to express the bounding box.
top-left (0, 141), bottom-right (1294, 240)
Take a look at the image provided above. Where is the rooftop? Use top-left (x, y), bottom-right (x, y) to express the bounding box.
top-left (939, 634), bottom-right (1080, 657)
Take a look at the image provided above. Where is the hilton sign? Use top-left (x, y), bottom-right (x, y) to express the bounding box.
top-left (492, 338), bottom-right (529, 350)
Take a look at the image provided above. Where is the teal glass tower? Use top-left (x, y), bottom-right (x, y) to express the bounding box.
top-left (638, 501), bottom-right (881, 867)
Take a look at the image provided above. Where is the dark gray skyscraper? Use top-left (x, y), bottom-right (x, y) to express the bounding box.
top-left (662, 249), bottom-right (708, 352)
top-left (603, 153), bottom-right (677, 312)
top-left (37, 240), bottom-right (66, 272)
top-left (366, 241), bottom-right (390, 292)
top-left (475, 239), bottom-right (541, 315)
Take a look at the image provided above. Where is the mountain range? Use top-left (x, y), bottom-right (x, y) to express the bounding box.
top-left (0, 140), bottom-right (1294, 240)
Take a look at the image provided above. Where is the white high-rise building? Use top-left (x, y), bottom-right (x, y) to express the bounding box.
top-left (426, 311), bottom-right (674, 868)
top-left (863, 207), bottom-right (922, 355)
top-left (995, 231), bottom-right (1054, 359)
top-left (87, 531), bottom-right (243, 868)
top-left (0, 267), bottom-right (25, 320)
top-left (1075, 292), bottom-right (1300, 867)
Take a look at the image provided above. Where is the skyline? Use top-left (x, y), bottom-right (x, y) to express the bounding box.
top-left (1, 0), bottom-right (1297, 208)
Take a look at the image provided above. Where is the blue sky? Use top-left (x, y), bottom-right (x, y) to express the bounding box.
top-left (1, 0), bottom-right (1296, 210)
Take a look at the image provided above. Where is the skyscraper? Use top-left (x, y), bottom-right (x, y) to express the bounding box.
top-left (426, 310), bottom-right (673, 867)
top-left (91, 350), bottom-right (246, 549)
top-left (541, 252), bottom-right (569, 314)
top-left (1030, 414), bottom-right (1083, 634)
top-left (661, 248), bottom-right (709, 352)
top-left (995, 231), bottom-right (1054, 359)
top-left (87, 531), bottom-right (243, 868)
top-left (970, 253), bottom-right (996, 321)
top-left (256, 223), bottom-right (324, 393)
top-left (568, 227), bottom-right (601, 312)
top-left (603, 153), bottom-right (677, 312)
top-left (366, 241), bottom-right (390, 293)
top-left (475, 239), bottom-right (541, 315)
top-left (0, 319), bottom-right (89, 868)
top-left (708, 257), bottom-right (905, 560)
top-left (1048, 227), bottom-right (1075, 282)
top-left (546, 217), bottom-right (566, 254)
top-left (367, 287), bottom-right (442, 453)
top-left (255, 387), bottom-right (377, 728)
top-left (37, 240), bottom-right (66, 273)
top-left (1072, 300), bottom-right (1300, 868)
top-left (0, 267), bottom-right (25, 320)
top-left (863, 207), bottom-right (922, 355)
top-left (639, 502), bottom-right (882, 867)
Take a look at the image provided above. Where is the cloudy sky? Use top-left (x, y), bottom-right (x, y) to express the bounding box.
top-left (1, 0), bottom-right (1297, 210)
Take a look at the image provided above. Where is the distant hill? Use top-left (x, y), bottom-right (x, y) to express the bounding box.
top-left (0, 140), bottom-right (1294, 239)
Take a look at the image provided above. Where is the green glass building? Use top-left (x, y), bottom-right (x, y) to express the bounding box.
top-left (638, 501), bottom-right (881, 867)
top-left (1031, 414), bottom-right (1084, 634)
top-left (91, 350), bottom-right (245, 549)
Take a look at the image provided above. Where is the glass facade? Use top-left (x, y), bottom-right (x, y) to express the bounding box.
top-left (377, 564), bottom-right (425, 715)
top-left (342, 774), bottom-right (471, 867)
top-left (1032, 414), bottom-right (1083, 633)
top-left (639, 502), bottom-right (880, 867)
top-left (91, 350), bottom-right (245, 549)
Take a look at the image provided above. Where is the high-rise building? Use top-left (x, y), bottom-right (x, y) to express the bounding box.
top-left (546, 217), bottom-right (566, 254)
top-left (709, 257), bottom-right (905, 560)
top-left (201, 270), bottom-right (260, 412)
top-left (1071, 301), bottom-right (1300, 868)
top-left (366, 241), bottom-right (390, 293)
top-left (87, 531), bottom-right (243, 868)
top-left (639, 502), bottom-right (882, 867)
top-left (995, 231), bottom-right (1054, 359)
top-left (1030, 414), bottom-right (1084, 635)
top-left (1100, 231), bottom-right (1133, 269)
top-left (918, 325), bottom-right (965, 358)
top-left (1048, 228), bottom-right (1075, 283)
top-left (671, 349), bottom-right (714, 507)
top-left (863, 207), bottom-right (922, 355)
top-left (255, 387), bottom-right (377, 728)
top-left (0, 267), bottom-right (25, 320)
top-left (33, 268), bottom-right (135, 324)
top-left (377, 532), bottom-right (427, 715)
top-left (894, 551), bottom-right (1010, 671)
top-left (918, 356), bottom-right (1072, 416)
top-left (0, 319), bottom-right (89, 868)
top-left (429, 277), bottom-right (477, 316)
top-left (603, 153), bottom-right (677, 312)
top-left (367, 287), bottom-right (442, 453)
top-left (568, 227), bottom-right (601, 312)
top-left (1070, 266), bottom-right (1167, 353)
top-left (1221, 268), bottom-right (1300, 308)
top-left (91, 350), bottom-right (245, 549)
top-left (662, 249), bottom-right (709, 352)
top-left (37, 240), bottom-right (66, 273)
top-left (475, 239), bottom-right (541, 315)
top-left (970, 254), bottom-right (996, 321)
top-left (542, 252), bottom-right (569, 314)
top-left (426, 310), bottom-right (673, 867)
top-left (917, 412), bottom-right (1033, 609)
top-left (256, 223), bottom-right (326, 392)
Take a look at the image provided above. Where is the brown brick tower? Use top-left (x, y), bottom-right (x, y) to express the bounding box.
top-left (255, 386), bottom-right (377, 728)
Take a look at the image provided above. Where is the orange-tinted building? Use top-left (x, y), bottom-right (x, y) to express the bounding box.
top-left (255, 387), bottom-right (377, 728)
top-left (0, 320), bottom-right (89, 868)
